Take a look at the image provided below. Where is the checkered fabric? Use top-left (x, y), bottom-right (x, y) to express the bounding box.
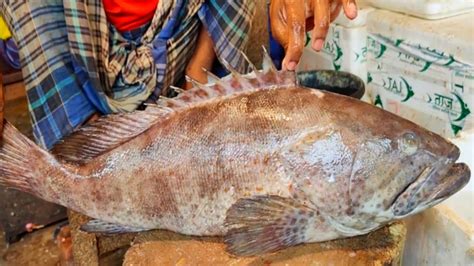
top-left (0, 0), bottom-right (255, 150)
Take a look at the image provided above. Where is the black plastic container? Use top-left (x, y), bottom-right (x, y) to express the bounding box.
top-left (297, 70), bottom-right (365, 100)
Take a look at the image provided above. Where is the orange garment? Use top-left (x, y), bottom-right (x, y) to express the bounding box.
top-left (102, 0), bottom-right (159, 32)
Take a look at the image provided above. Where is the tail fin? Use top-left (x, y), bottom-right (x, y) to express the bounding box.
top-left (0, 121), bottom-right (51, 195)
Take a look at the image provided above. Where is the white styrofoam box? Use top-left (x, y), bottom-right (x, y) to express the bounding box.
top-left (366, 10), bottom-right (474, 138)
top-left (297, 5), bottom-right (375, 102)
top-left (403, 205), bottom-right (474, 266)
top-left (444, 130), bottom-right (474, 223)
top-left (366, 9), bottom-right (474, 265)
top-left (367, 10), bottom-right (474, 64)
top-left (333, 1), bottom-right (374, 28)
top-left (403, 131), bottom-right (474, 265)
top-left (366, 0), bottom-right (474, 20)
top-left (367, 57), bottom-right (474, 138)
top-left (298, 25), bottom-right (369, 81)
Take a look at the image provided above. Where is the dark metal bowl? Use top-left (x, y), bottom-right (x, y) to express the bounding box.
top-left (297, 70), bottom-right (365, 100)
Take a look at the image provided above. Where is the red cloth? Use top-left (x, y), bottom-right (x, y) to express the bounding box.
top-left (103, 0), bottom-right (159, 32)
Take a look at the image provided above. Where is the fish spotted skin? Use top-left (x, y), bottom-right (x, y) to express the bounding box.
top-left (0, 55), bottom-right (470, 256)
top-left (46, 87), bottom-right (335, 235)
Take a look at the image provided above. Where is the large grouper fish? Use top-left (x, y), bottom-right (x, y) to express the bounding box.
top-left (0, 49), bottom-right (470, 256)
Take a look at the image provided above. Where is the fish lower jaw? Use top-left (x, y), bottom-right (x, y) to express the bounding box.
top-left (324, 216), bottom-right (382, 238)
top-left (304, 225), bottom-right (381, 244)
top-left (393, 198), bottom-right (444, 220)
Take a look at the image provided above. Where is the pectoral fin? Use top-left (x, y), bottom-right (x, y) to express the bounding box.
top-left (224, 195), bottom-right (318, 256)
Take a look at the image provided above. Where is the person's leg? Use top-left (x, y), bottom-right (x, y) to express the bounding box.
top-left (197, 0), bottom-right (256, 76)
top-left (0, 2), bottom-right (98, 149)
top-left (184, 24), bottom-right (216, 89)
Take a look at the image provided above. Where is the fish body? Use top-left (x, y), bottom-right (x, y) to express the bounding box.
top-left (0, 52), bottom-right (470, 256)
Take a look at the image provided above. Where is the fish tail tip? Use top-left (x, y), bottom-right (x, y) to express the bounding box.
top-left (0, 120), bottom-right (48, 194)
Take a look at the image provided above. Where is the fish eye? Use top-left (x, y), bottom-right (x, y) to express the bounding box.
top-left (399, 132), bottom-right (419, 155)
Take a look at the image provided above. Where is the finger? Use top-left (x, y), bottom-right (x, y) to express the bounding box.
top-left (282, 0), bottom-right (306, 71)
top-left (311, 0), bottom-right (331, 52)
top-left (270, 0), bottom-right (290, 51)
top-left (330, 2), bottom-right (342, 22)
top-left (270, 0), bottom-right (293, 70)
top-left (342, 0), bottom-right (357, 19)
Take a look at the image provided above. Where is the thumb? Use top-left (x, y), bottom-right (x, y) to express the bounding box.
top-left (270, 0), bottom-right (290, 54)
top-left (282, 0), bottom-right (306, 71)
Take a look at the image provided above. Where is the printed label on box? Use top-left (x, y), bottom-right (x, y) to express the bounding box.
top-left (367, 33), bottom-right (473, 138)
top-left (300, 25), bottom-right (369, 84)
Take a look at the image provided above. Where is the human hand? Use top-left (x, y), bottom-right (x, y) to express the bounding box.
top-left (270, 0), bottom-right (358, 71)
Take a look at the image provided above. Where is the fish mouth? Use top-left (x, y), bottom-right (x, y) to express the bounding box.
top-left (431, 162), bottom-right (470, 201)
top-left (392, 146), bottom-right (470, 217)
top-left (431, 145), bottom-right (469, 201)
top-left (447, 145), bottom-right (461, 161)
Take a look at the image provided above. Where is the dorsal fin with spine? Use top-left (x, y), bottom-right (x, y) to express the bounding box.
top-left (156, 46), bottom-right (297, 108)
top-left (52, 47), bottom-right (296, 163)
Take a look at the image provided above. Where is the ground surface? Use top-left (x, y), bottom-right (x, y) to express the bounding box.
top-left (0, 82), bottom-right (67, 244)
top-left (0, 81), bottom-right (68, 265)
top-left (0, 226), bottom-right (62, 266)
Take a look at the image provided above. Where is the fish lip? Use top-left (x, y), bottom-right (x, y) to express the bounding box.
top-left (447, 145), bottom-right (461, 162)
top-left (390, 158), bottom-right (469, 217)
top-left (389, 165), bottom-right (434, 213)
top-left (432, 162), bottom-right (471, 200)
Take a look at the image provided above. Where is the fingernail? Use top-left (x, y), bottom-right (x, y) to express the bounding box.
top-left (287, 61), bottom-right (297, 71)
top-left (312, 39), bottom-right (324, 51)
top-left (348, 3), bottom-right (358, 19)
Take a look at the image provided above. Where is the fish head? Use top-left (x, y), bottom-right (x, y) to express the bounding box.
top-left (343, 105), bottom-right (471, 223)
top-left (285, 102), bottom-right (470, 235)
top-left (340, 118), bottom-right (469, 236)
top-left (308, 90), bottom-right (473, 227)
top-left (384, 129), bottom-right (470, 218)
top-left (276, 89), bottom-right (469, 235)
top-left (289, 92), bottom-right (470, 234)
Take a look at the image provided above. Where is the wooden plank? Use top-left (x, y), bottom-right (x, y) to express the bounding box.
top-left (2, 71), bottom-right (22, 85)
top-left (68, 208), bottom-right (406, 266)
top-left (123, 222), bottom-right (406, 266)
top-left (67, 211), bottom-right (137, 265)
top-left (4, 81), bottom-right (26, 102)
top-left (68, 210), bottom-right (100, 266)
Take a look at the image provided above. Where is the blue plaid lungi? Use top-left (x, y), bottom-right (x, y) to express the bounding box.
top-left (0, 0), bottom-right (255, 149)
